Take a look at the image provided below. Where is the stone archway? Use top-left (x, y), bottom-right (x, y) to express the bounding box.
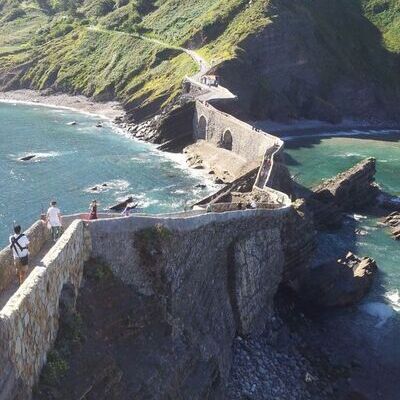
top-left (222, 130), bottom-right (233, 150)
top-left (198, 115), bottom-right (208, 140)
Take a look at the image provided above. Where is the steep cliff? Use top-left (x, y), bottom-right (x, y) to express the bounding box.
top-left (215, 0), bottom-right (400, 122)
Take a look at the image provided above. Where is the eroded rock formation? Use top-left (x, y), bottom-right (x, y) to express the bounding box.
top-left (307, 158), bottom-right (379, 229)
top-left (301, 252), bottom-right (377, 308)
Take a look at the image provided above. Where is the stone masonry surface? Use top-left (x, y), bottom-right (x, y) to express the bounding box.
top-left (0, 221), bottom-right (50, 293)
top-left (0, 220), bottom-right (91, 400)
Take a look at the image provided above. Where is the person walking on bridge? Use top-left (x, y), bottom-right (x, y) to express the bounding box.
top-left (47, 201), bottom-right (62, 242)
top-left (9, 225), bottom-right (30, 285)
top-left (89, 199), bottom-right (98, 220)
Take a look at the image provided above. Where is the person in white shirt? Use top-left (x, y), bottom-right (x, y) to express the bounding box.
top-left (47, 200), bottom-right (62, 242)
top-left (9, 225), bottom-right (30, 285)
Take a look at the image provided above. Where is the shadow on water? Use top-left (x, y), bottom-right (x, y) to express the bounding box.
top-left (282, 130), bottom-right (400, 151)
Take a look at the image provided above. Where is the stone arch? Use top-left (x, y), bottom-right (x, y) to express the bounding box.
top-left (221, 129), bottom-right (233, 151)
top-left (197, 115), bottom-right (207, 140)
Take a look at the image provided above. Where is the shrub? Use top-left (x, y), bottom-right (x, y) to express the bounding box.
top-left (2, 8), bottom-right (25, 22)
top-left (41, 350), bottom-right (69, 386)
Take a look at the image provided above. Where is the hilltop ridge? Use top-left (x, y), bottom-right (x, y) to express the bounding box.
top-left (0, 0), bottom-right (399, 122)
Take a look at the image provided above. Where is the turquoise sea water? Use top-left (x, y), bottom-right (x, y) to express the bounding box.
top-left (285, 133), bottom-right (400, 318)
top-left (0, 102), bottom-right (212, 246)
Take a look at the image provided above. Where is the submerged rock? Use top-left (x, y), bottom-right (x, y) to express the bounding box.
top-left (19, 154), bottom-right (36, 161)
top-left (301, 252), bottom-right (377, 308)
top-left (67, 121), bottom-right (77, 126)
top-left (109, 196), bottom-right (136, 211)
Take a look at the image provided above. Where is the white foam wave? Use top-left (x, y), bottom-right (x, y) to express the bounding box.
top-left (33, 151), bottom-right (62, 158)
top-left (385, 290), bottom-right (400, 312)
top-left (84, 179), bottom-right (130, 194)
top-left (359, 302), bottom-right (394, 328)
top-left (334, 152), bottom-right (363, 158)
top-left (13, 151), bottom-right (63, 162)
top-left (345, 213), bottom-right (367, 221)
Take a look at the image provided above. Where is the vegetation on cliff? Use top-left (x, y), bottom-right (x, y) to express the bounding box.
top-left (0, 0), bottom-right (399, 121)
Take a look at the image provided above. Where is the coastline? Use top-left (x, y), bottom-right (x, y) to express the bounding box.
top-left (0, 89), bottom-right (124, 121)
top-left (0, 89), bottom-right (218, 191)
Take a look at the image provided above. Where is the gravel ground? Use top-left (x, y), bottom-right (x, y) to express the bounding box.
top-left (227, 330), bottom-right (335, 399)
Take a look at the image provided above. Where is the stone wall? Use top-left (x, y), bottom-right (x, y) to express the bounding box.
top-left (193, 101), bottom-right (278, 162)
top-left (88, 208), bottom-right (290, 393)
top-left (0, 221), bottom-right (50, 294)
top-left (0, 220), bottom-right (91, 400)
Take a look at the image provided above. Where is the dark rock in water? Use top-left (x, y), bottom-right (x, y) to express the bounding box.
top-left (109, 196), bottom-right (136, 211)
top-left (214, 177), bottom-right (224, 184)
top-left (90, 186), bottom-right (98, 191)
top-left (195, 184), bottom-right (206, 189)
top-left (301, 252), bottom-right (377, 308)
top-left (307, 158), bottom-right (379, 230)
top-left (19, 154), bottom-right (36, 161)
top-left (101, 183), bottom-right (108, 187)
top-left (67, 121), bottom-right (77, 126)
top-left (96, 123), bottom-right (103, 128)
top-left (378, 192), bottom-right (400, 211)
top-left (382, 211), bottom-right (400, 240)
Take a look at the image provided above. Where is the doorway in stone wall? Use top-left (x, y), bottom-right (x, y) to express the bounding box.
top-left (198, 115), bottom-right (207, 140)
top-left (222, 130), bottom-right (233, 150)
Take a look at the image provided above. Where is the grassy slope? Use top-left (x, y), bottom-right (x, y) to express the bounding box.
top-left (0, 0), bottom-right (399, 118)
top-left (361, 0), bottom-right (400, 53)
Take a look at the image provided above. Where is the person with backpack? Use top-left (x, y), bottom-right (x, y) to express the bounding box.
top-left (46, 200), bottom-right (62, 242)
top-left (9, 225), bottom-right (30, 285)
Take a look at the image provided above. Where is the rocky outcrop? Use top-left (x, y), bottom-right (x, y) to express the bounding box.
top-left (115, 100), bottom-right (195, 152)
top-left (382, 212), bottom-right (400, 240)
top-left (308, 158), bottom-right (378, 229)
top-left (301, 252), bottom-right (377, 308)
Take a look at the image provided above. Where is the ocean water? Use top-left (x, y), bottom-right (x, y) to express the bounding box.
top-left (285, 133), bottom-right (400, 320)
top-left (0, 102), bottom-right (213, 246)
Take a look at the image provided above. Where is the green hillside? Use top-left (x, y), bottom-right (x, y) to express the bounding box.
top-left (0, 0), bottom-right (399, 120)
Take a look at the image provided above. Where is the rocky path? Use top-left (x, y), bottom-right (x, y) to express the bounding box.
top-left (87, 26), bottom-right (235, 100)
top-left (87, 26), bottom-right (209, 77)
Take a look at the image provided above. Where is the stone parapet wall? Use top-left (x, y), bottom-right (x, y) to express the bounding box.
top-left (194, 101), bottom-right (279, 162)
top-left (0, 221), bottom-right (50, 294)
top-left (0, 220), bottom-right (90, 400)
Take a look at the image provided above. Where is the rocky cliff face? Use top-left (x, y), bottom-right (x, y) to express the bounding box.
top-left (301, 252), bottom-right (378, 308)
top-left (214, 0), bottom-right (400, 123)
top-left (82, 213), bottom-right (287, 398)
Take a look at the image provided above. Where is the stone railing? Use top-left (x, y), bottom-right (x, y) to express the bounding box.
top-left (0, 221), bottom-right (50, 293)
top-left (0, 220), bottom-right (91, 399)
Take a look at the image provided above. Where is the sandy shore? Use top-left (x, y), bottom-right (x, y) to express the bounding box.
top-left (0, 90), bottom-right (124, 121)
